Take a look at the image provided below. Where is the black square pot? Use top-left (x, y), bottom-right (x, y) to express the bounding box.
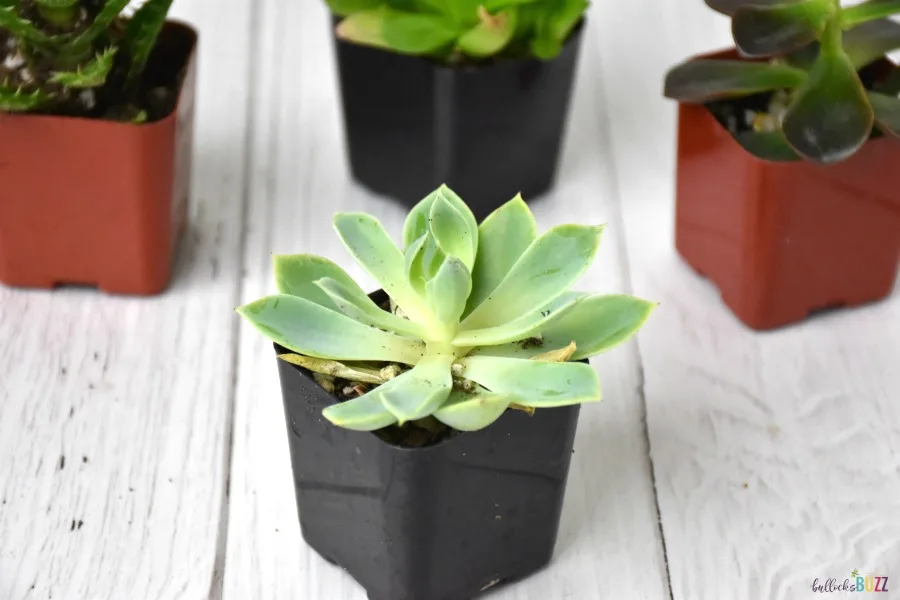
top-left (275, 343), bottom-right (581, 600)
top-left (332, 18), bottom-right (584, 220)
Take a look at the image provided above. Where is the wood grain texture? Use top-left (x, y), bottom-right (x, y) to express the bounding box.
top-left (220, 2), bottom-right (671, 599)
top-left (0, 1), bottom-right (253, 598)
top-left (594, 1), bottom-right (900, 599)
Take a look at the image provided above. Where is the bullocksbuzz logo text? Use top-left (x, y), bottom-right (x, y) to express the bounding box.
top-left (811, 570), bottom-right (890, 593)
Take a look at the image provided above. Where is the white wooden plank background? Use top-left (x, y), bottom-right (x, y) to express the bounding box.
top-left (1, 1), bottom-right (898, 599)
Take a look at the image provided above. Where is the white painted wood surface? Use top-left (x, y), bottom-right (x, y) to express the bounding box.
top-left (1, 1), bottom-right (898, 599)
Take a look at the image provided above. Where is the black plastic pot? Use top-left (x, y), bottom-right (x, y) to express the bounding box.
top-left (332, 19), bottom-right (584, 220)
top-left (275, 343), bottom-right (581, 600)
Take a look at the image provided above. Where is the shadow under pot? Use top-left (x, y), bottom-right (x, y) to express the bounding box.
top-left (332, 18), bottom-right (583, 221)
top-left (674, 49), bottom-right (900, 331)
top-left (0, 22), bottom-right (198, 296)
top-left (274, 296), bottom-right (582, 600)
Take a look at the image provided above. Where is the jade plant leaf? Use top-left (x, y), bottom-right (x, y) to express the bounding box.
top-left (465, 194), bottom-right (537, 317)
top-left (663, 59), bottom-right (807, 103)
top-left (705, 0), bottom-right (797, 17)
top-left (782, 37), bottom-right (874, 163)
top-left (732, 0), bottom-right (834, 57)
top-left (734, 130), bottom-right (802, 161)
top-left (474, 294), bottom-right (656, 360)
top-left (457, 355), bottom-right (600, 408)
top-left (432, 387), bottom-right (512, 431)
top-left (457, 8), bottom-right (518, 58)
top-left (868, 90), bottom-right (900, 137)
top-left (460, 224), bottom-right (603, 330)
top-left (338, 7), bottom-right (462, 55)
top-left (842, 18), bottom-right (900, 69)
top-left (237, 294), bottom-right (425, 364)
top-left (840, 0), bottom-right (900, 29)
top-left (379, 355), bottom-right (454, 423)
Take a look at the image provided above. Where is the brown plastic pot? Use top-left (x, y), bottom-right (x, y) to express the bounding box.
top-left (0, 22), bottom-right (198, 295)
top-left (674, 50), bottom-right (900, 330)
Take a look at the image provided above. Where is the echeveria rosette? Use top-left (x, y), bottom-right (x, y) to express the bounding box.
top-left (237, 185), bottom-right (656, 433)
top-left (326, 0), bottom-right (588, 61)
top-left (664, 0), bottom-right (900, 164)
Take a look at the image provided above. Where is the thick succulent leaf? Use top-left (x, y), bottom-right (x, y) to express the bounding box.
top-left (428, 195), bottom-right (476, 270)
top-left (868, 90), bottom-right (900, 137)
top-left (465, 194), bottom-right (537, 317)
top-left (236, 294), bottom-right (425, 364)
top-left (405, 233), bottom-right (444, 295)
top-left (0, 86), bottom-right (51, 111)
top-left (273, 254), bottom-right (362, 311)
top-left (277, 354), bottom-right (386, 385)
top-left (335, 9), bottom-right (391, 49)
top-left (664, 59), bottom-right (807, 103)
top-left (379, 354), bottom-right (454, 424)
top-left (704, 0), bottom-right (796, 17)
top-left (732, 0), bottom-right (833, 57)
top-left (66, 0), bottom-right (130, 55)
top-left (734, 130), bottom-right (801, 161)
top-left (35, 0), bottom-right (78, 27)
top-left (460, 224), bottom-right (603, 331)
top-left (324, 0), bottom-right (382, 17)
top-left (474, 294), bottom-right (657, 360)
top-left (334, 212), bottom-right (428, 322)
top-left (453, 292), bottom-right (582, 347)
top-left (841, 0), bottom-right (900, 29)
top-left (782, 41), bottom-right (874, 163)
top-left (433, 387), bottom-right (511, 431)
top-left (322, 393), bottom-right (399, 431)
top-left (403, 185), bottom-right (478, 258)
top-left (338, 7), bottom-right (461, 55)
top-left (49, 47), bottom-right (117, 88)
top-left (124, 0), bottom-right (174, 87)
top-left (425, 257), bottom-right (472, 330)
top-left (315, 277), bottom-right (425, 338)
top-left (458, 355), bottom-right (600, 408)
top-left (0, 6), bottom-right (52, 45)
top-left (457, 8), bottom-right (517, 57)
top-left (843, 18), bottom-right (900, 68)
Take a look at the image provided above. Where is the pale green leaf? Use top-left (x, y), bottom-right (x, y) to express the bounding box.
top-left (277, 354), bottom-right (386, 385)
top-left (273, 254), bottom-right (363, 311)
top-left (461, 224), bottom-right (603, 330)
top-left (465, 194), bottom-right (538, 316)
top-left (458, 355), bottom-right (600, 408)
top-left (322, 393), bottom-right (398, 431)
top-left (474, 294), bottom-right (657, 360)
top-left (453, 292), bottom-right (581, 347)
top-left (334, 212), bottom-right (428, 322)
top-left (236, 294), bottom-right (425, 364)
top-left (379, 354), bottom-right (454, 423)
top-left (324, 0), bottom-right (382, 17)
top-left (429, 195), bottom-right (476, 270)
top-left (425, 257), bottom-right (472, 330)
top-left (433, 387), bottom-right (511, 431)
top-left (457, 8), bottom-right (517, 58)
top-left (315, 277), bottom-right (425, 338)
top-left (402, 185), bottom-right (478, 258)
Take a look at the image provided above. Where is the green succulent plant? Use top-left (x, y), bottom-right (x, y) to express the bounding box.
top-left (664, 0), bottom-right (900, 164)
top-left (237, 186), bottom-right (656, 433)
top-left (0, 0), bottom-right (175, 120)
top-left (326, 0), bottom-right (588, 61)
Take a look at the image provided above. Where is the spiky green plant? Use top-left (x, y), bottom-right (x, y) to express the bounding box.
top-left (237, 186), bottom-right (655, 433)
top-left (0, 0), bottom-right (176, 120)
top-left (664, 0), bottom-right (900, 164)
top-left (327, 0), bottom-right (588, 61)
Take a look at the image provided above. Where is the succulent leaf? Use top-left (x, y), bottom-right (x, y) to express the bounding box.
top-left (273, 254), bottom-right (363, 311)
top-left (734, 130), bottom-right (802, 161)
top-left (842, 18), bottom-right (900, 68)
top-left (428, 194), bottom-right (477, 271)
top-left (457, 8), bottom-right (518, 58)
top-left (379, 355), bottom-right (454, 423)
top-left (663, 59), bottom-right (808, 103)
top-left (460, 224), bottom-right (603, 331)
top-left (236, 294), bottom-right (425, 364)
top-left (432, 387), bottom-right (512, 431)
top-left (425, 257), bottom-right (472, 331)
top-left (123, 0), bottom-right (174, 89)
top-left (277, 354), bottom-right (387, 385)
top-left (732, 0), bottom-right (834, 57)
top-left (868, 90), bottom-right (900, 137)
top-left (0, 6), bottom-right (53, 45)
top-left (337, 7), bottom-right (462, 55)
top-left (314, 277), bottom-right (426, 338)
top-left (465, 194), bottom-right (538, 317)
top-left (0, 86), bottom-right (51, 111)
top-left (704, 0), bottom-right (798, 17)
top-left (49, 47), bottom-right (117, 88)
top-left (458, 355), bottom-right (601, 408)
top-left (66, 0), bottom-right (130, 55)
top-left (453, 292), bottom-right (582, 347)
top-left (322, 391), bottom-right (399, 431)
top-left (403, 185), bottom-right (478, 258)
top-left (324, 0), bottom-right (382, 18)
top-left (841, 0), bottom-right (900, 29)
top-left (782, 26), bottom-right (874, 163)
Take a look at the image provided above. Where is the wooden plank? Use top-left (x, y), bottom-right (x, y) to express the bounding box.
top-left (595, 2), bottom-right (900, 599)
top-left (222, 2), bottom-right (671, 599)
top-left (0, 2), bottom-right (253, 598)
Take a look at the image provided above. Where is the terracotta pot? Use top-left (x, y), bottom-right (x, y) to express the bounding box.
top-left (674, 51), bottom-right (900, 330)
top-left (0, 22), bottom-right (198, 295)
top-left (333, 19), bottom-right (583, 220)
